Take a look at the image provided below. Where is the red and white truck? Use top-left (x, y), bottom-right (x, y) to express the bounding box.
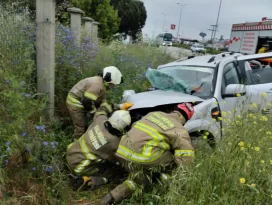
top-left (228, 17), bottom-right (272, 55)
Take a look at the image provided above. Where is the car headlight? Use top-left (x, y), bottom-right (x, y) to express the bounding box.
top-left (122, 90), bottom-right (136, 103)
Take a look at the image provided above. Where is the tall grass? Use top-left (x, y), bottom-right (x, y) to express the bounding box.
top-left (122, 105), bottom-right (272, 205)
top-left (3, 4), bottom-right (272, 205)
top-left (0, 5), bottom-right (174, 204)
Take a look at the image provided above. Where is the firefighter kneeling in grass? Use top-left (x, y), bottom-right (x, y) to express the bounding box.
top-left (66, 104), bottom-right (132, 191)
top-left (100, 103), bottom-right (195, 205)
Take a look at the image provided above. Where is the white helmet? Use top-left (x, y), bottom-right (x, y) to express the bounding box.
top-left (108, 110), bottom-right (131, 132)
top-left (103, 66), bottom-right (123, 85)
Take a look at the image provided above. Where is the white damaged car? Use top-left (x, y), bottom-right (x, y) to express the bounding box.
top-left (122, 52), bottom-right (272, 147)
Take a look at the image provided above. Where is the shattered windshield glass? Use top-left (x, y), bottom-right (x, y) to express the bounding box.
top-left (145, 65), bottom-right (215, 98)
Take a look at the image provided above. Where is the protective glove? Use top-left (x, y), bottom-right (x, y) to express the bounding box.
top-left (119, 102), bottom-right (133, 110)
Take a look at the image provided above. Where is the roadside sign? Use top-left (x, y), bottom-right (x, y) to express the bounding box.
top-left (170, 24), bottom-right (176, 30)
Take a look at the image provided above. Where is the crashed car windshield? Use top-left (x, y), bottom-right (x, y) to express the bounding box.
top-left (145, 65), bottom-right (215, 99)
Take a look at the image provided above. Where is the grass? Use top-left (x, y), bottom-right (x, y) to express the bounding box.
top-left (0, 5), bottom-right (174, 204)
top-left (172, 43), bottom-right (191, 50)
top-left (1, 5), bottom-right (272, 205)
top-left (123, 109), bottom-right (272, 205)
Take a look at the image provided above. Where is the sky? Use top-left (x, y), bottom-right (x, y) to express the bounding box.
top-left (141, 0), bottom-right (272, 40)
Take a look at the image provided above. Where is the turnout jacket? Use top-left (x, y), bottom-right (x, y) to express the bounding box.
top-left (66, 76), bottom-right (108, 111)
top-left (116, 111), bottom-right (194, 166)
top-left (66, 106), bottom-right (121, 174)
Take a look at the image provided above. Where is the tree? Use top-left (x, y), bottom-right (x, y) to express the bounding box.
top-left (110, 0), bottom-right (147, 40)
top-left (2, 0), bottom-right (72, 23)
top-left (72, 0), bottom-right (120, 41)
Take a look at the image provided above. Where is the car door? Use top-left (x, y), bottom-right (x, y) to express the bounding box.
top-left (214, 57), bottom-right (248, 126)
top-left (238, 53), bottom-right (272, 115)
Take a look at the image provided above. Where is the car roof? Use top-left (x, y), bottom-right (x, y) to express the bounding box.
top-left (158, 52), bottom-right (243, 69)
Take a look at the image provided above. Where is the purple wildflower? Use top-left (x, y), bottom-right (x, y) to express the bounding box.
top-left (6, 147), bottom-right (11, 152)
top-left (36, 125), bottom-right (46, 133)
top-left (21, 132), bottom-right (27, 137)
top-left (24, 93), bottom-right (31, 97)
top-left (50, 142), bottom-right (56, 149)
top-left (6, 141), bottom-right (10, 146)
top-left (46, 166), bottom-right (53, 173)
top-left (32, 167), bottom-right (36, 171)
top-left (43, 141), bottom-right (48, 146)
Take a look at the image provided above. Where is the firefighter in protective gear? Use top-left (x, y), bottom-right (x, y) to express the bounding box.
top-left (66, 66), bottom-right (132, 139)
top-left (100, 103), bottom-right (195, 205)
top-left (258, 44), bottom-right (269, 53)
top-left (66, 105), bottom-right (132, 191)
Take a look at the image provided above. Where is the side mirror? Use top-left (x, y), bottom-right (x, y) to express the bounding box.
top-left (222, 84), bottom-right (246, 98)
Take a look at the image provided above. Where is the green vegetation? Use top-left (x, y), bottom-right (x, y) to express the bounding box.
top-left (0, 6), bottom-right (172, 204)
top-left (5, 0), bottom-right (147, 42)
top-left (1, 4), bottom-right (272, 205)
top-left (72, 0), bottom-right (120, 41)
top-left (124, 108), bottom-right (272, 204)
top-left (172, 43), bottom-right (191, 50)
top-left (111, 0), bottom-right (147, 40)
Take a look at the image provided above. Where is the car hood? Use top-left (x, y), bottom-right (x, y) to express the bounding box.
top-left (126, 90), bottom-right (205, 110)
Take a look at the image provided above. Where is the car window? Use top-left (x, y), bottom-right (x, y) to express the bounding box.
top-left (222, 62), bottom-right (241, 94)
top-left (252, 65), bottom-right (272, 84)
top-left (145, 66), bottom-right (215, 99)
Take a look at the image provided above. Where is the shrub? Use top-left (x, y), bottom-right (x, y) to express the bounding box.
top-left (0, 4), bottom-right (174, 204)
top-left (55, 29), bottom-right (174, 119)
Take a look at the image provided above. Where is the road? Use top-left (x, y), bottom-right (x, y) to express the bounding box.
top-left (161, 46), bottom-right (192, 59)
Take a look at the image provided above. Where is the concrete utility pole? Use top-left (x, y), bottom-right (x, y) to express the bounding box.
top-left (162, 13), bottom-right (169, 32)
top-left (36, 0), bottom-right (56, 120)
top-left (176, 3), bottom-right (187, 39)
top-left (212, 0), bottom-right (223, 48)
top-left (92, 21), bottom-right (100, 43)
top-left (208, 24), bottom-right (218, 44)
top-left (67, 7), bottom-right (85, 46)
top-left (152, 19), bottom-right (160, 38)
top-left (82, 17), bottom-right (94, 40)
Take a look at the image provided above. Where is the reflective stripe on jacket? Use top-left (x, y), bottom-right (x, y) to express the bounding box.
top-left (116, 111), bottom-right (194, 166)
top-left (67, 76), bottom-right (106, 109)
top-left (66, 106), bottom-right (120, 174)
